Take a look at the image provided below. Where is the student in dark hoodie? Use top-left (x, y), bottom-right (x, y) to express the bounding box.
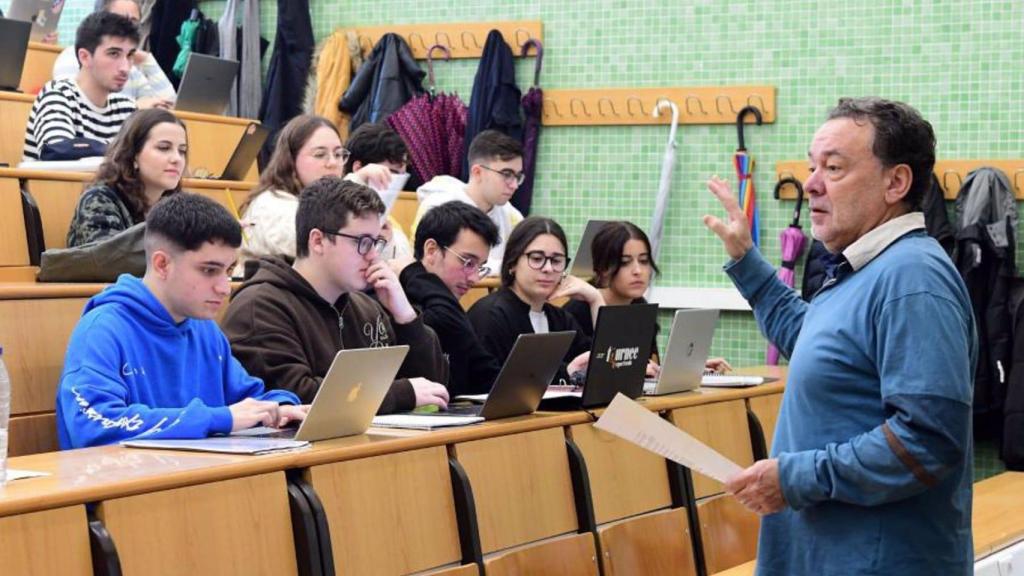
top-left (56, 193), bottom-right (307, 450)
top-left (399, 201), bottom-right (503, 397)
top-left (223, 177), bottom-right (450, 413)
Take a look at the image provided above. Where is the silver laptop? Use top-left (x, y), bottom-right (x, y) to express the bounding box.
top-left (7, 0), bottom-right (63, 42)
top-left (644, 309), bottom-right (719, 395)
top-left (569, 219), bottom-right (609, 278)
top-left (233, 346), bottom-right (409, 442)
top-left (0, 18), bottom-right (32, 91)
top-left (444, 332), bottom-right (575, 419)
top-left (174, 53), bottom-right (239, 115)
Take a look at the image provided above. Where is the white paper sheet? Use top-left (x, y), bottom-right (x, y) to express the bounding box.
top-left (5, 469), bottom-right (50, 482)
top-left (594, 393), bottom-right (743, 482)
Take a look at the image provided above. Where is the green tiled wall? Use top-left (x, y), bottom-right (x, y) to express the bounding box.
top-left (25, 0), bottom-right (1023, 479)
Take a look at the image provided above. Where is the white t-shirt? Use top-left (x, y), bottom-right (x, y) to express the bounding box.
top-left (528, 309), bottom-right (549, 334)
top-left (414, 176), bottom-right (524, 276)
top-left (239, 188), bottom-right (411, 271)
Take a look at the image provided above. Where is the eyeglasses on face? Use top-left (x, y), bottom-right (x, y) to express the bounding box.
top-left (479, 164), bottom-right (526, 186)
top-left (442, 245), bottom-right (490, 277)
top-left (320, 230), bottom-right (387, 255)
top-left (308, 147), bottom-right (351, 165)
top-left (523, 250), bottom-right (569, 272)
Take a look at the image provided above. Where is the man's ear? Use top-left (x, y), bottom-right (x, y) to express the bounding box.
top-left (307, 228), bottom-right (326, 256)
top-left (76, 47), bottom-right (92, 69)
top-left (150, 249), bottom-right (172, 280)
top-left (422, 238), bottom-right (441, 263)
top-left (351, 160), bottom-right (364, 173)
top-left (884, 164), bottom-right (913, 206)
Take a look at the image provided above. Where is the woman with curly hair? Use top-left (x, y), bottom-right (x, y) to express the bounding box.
top-left (66, 109), bottom-right (187, 247)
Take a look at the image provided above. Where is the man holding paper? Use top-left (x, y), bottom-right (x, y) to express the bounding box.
top-left (703, 98), bottom-right (974, 575)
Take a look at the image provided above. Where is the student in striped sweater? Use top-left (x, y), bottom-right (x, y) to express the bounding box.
top-left (23, 11), bottom-right (139, 162)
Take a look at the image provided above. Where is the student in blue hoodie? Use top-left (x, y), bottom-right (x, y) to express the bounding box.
top-left (56, 193), bottom-right (308, 450)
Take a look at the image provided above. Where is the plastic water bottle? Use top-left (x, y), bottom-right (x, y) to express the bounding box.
top-left (0, 345), bottom-right (10, 485)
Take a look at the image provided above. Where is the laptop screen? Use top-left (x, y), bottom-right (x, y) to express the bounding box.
top-left (582, 303), bottom-right (659, 407)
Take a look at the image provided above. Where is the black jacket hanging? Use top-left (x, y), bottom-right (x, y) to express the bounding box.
top-left (258, 0), bottom-right (315, 164)
top-left (148, 1), bottom-right (195, 89)
top-left (953, 167), bottom-right (1018, 440)
top-left (339, 34), bottom-right (425, 133)
top-left (462, 30), bottom-right (523, 176)
top-left (921, 174), bottom-right (955, 255)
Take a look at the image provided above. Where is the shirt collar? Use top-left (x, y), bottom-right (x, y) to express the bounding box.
top-left (841, 212), bottom-right (926, 271)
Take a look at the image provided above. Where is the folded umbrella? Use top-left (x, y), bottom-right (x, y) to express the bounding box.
top-left (733, 106), bottom-right (763, 246)
top-left (648, 99), bottom-right (680, 268)
top-left (767, 177), bottom-right (808, 364)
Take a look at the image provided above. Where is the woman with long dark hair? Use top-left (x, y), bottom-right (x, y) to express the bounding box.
top-left (66, 108), bottom-right (186, 247)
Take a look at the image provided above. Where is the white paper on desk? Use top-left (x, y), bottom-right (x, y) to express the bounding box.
top-left (594, 393), bottom-right (743, 483)
top-left (5, 469), bottom-right (50, 482)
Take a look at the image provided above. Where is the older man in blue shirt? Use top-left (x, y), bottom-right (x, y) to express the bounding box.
top-left (704, 98), bottom-right (975, 575)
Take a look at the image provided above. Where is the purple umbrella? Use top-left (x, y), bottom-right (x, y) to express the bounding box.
top-left (387, 45), bottom-right (468, 183)
top-left (767, 176), bottom-right (808, 364)
top-left (514, 39), bottom-right (544, 215)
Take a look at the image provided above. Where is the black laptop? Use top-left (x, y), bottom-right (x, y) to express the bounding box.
top-left (216, 122), bottom-right (268, 180)
top-left (541, 303), bottom-right (659, 410)
top-left (0, 18), bottom-right (31, 92)
top-left (436, 331), bottom-right (576, 419)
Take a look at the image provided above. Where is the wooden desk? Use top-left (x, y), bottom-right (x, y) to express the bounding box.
top-left (0, 91), bottom-right (34, 168)
top-left (974, 472), bottom-right (1024, 558)
top-left (0, 505), bottom-right (92, 574)
top-left (96, 471), bottom-right (299, 575)
top-left (22, 41), bottom-right (62, 94)
top-left (0, 371), bottom-right (788, 575)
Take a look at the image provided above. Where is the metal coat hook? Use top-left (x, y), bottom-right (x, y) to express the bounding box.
top-left (544, 98), bottom-right (565, 118)
top-left (747, 94), bottom-right (768, 116)
top-left (716, 95), bottom-right (738, 116)
top-left (407, 32), bottom-right (428, 52)
top-left (570, 98), bottom-right (592, 117)
top-left (514, 28), bottom-right (533, 50)
top-left (626, 96), bottom-right (647, 116)
top-left (598, 97), bottom-right (619, 117)
top-left (434, 31), bottom-right (453, 51)
top-left (942, 170), bottom-right (963, 194)
top-left (358, 34), bottom-right (373, 53)
top-left (1014, 169), bottom-right (1024, 195)
top-left (460, 30), bottom-right (481, 50)
top-left (426, 44), bottom-right (451, 93)
top-left (685, 95), bottom-right (708, 116)
top-left (736, 106), bottom-right (763, 151)
top-left (520, 39), bottom-right (543, 87)
top-left (653, 98), bottom-right (679, 148)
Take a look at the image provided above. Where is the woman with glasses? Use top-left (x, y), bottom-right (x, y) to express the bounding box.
top-left (468, 217), bottom-right (604, 383)
top-left (238, 114), bottom-right (399, 275)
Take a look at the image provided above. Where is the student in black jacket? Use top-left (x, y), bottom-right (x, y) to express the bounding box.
top-left (399, 201), bottom-right (504, 397)
top-left (467, 217), bottom-right (603, 384)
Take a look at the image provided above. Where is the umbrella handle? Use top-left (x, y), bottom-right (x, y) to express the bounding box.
top-left (426, 44), bottom-right (451, 93)
top-left (653, 99), bottom-right (679, 146)
top-left (736, 106), bottom-right (763, 150)
top-left (774, 176), bottom-right (805, 226)
top-left (521, 39), bottom-right (544, 87)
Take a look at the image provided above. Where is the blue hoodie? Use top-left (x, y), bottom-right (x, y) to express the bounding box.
top-left (56, 274), bottom-right (300, 449)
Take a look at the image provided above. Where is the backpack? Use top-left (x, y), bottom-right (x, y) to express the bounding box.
top-left (953, 167), bottom-right (1018, 440)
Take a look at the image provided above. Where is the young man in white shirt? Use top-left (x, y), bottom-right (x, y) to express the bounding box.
top-left (413, 130), bottom-right (526, 275)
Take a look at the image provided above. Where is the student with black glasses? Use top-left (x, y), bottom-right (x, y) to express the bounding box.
top-left (412, 130), bottom-right (526, 276)
top-left (399, 201), bottom-right (504, 397)
top-left (223, 177), bottom-right (450, 414)
top-left (468, 217), bottom-right (603, 384)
